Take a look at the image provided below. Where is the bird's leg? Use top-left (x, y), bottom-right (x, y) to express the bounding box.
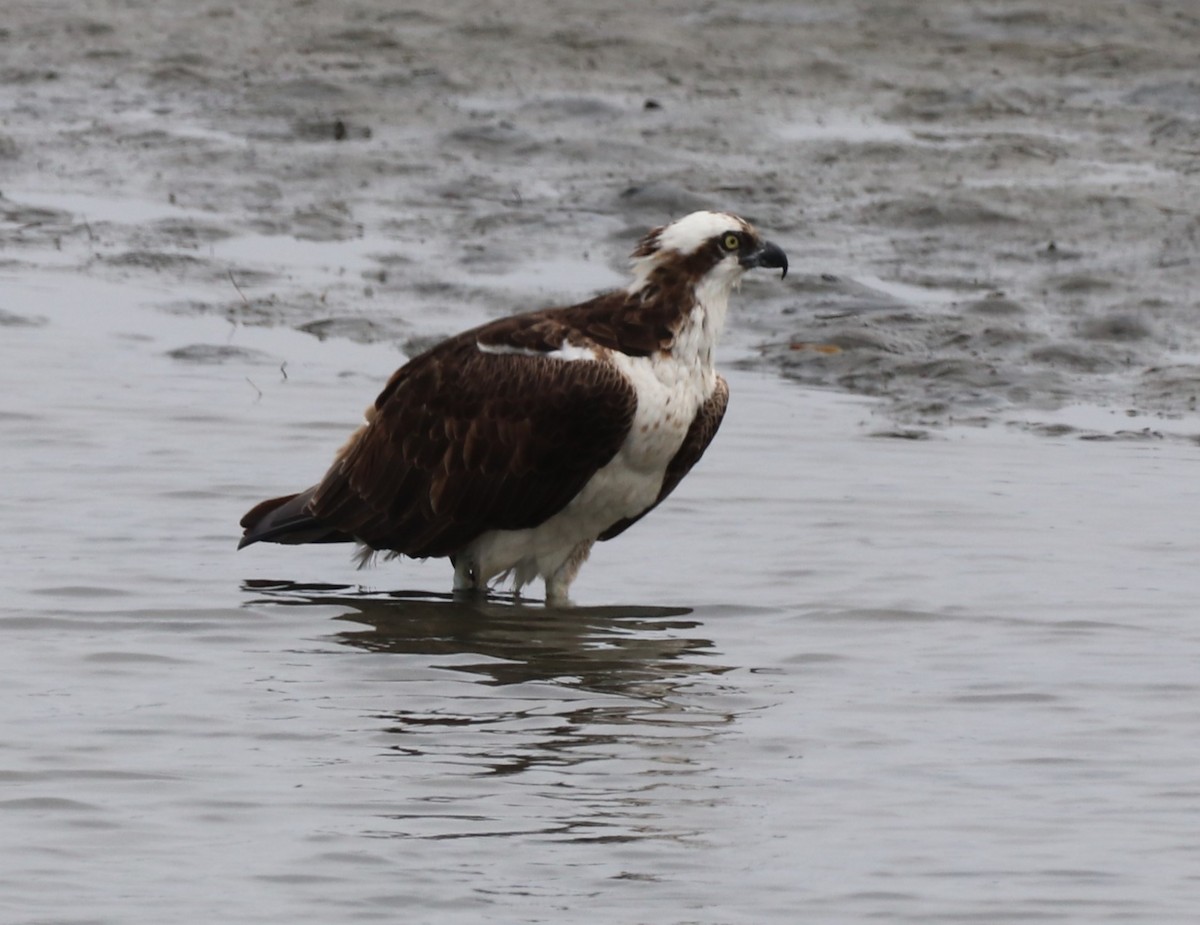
top-left (452, 554), bottom-right (480, 593)
top-left (544, 540), bottom-right (593, 608)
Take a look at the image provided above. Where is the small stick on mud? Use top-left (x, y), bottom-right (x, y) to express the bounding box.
top-left (228, 270), bottom-right (249, 304)
top-left (279, 361), bottom-right (288, 382)
top-left (245, 377), bottom-right (263, 402)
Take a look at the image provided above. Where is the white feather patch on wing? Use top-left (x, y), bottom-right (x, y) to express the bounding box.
top-left (476, 339), bottom-right (598, 362)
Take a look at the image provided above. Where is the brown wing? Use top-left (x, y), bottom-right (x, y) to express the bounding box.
top-left (599, 375), bottom-right (729, 541)
top-left (307, 325), bottom-right (637, 559)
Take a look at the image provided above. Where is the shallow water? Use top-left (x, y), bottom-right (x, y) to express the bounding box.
top-left (4, 268), bottom-right (1200, 923)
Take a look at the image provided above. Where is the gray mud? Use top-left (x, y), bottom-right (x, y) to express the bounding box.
top-left (3, 0), bottom-right (1199, 434)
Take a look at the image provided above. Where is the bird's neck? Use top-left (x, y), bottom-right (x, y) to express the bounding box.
top-left (672, 274), bottom-right (733, 370)
top-left (627, 264), bottom-right (735, 369)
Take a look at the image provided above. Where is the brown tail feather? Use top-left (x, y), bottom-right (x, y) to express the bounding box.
top-left (237, 488), bottom-right (354, 548)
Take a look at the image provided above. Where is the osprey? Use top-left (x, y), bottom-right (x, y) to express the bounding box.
top-left (239, 211), bottom-right (787, 604)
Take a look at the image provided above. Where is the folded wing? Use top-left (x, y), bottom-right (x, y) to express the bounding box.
top-left (300, 332), bottom-right (638, 558)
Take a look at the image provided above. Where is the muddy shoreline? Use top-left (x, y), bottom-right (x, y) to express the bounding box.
top-left (3, 0), bottom-right (1199, 435)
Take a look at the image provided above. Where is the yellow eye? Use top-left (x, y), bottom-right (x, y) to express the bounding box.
top-left (723, 233), bottom-right (740, 251)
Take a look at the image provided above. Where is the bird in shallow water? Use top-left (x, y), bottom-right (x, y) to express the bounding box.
top-left (238, 211), bottom-right (788, 605)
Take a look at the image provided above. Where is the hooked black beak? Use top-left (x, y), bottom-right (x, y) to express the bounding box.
top-left (740, 239), bottom-right (788, 279)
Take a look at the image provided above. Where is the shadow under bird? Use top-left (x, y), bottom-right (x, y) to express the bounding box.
top-left (238, 211), bottom-right (788, 605)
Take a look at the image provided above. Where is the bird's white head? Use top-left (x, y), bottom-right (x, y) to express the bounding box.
top-left (626, 210), bottom-right (788, 365)
top-left (628, 210), bottom-right (788, 298)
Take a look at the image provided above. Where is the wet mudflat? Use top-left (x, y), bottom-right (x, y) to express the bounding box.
top-left (4, 1), bottom-right (1200, 922)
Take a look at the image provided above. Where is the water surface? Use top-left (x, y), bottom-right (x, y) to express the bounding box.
top-left (3, 272), bottom-right (1199, 922)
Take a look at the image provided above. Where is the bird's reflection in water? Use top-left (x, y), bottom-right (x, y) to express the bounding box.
top-left (245, 579), bottom-right (726, 696)
top-left (244, 580), bottom-right (736, 803)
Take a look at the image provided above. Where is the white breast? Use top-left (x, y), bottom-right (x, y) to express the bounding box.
top-left (606, 349), bottom-right (713, 477)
